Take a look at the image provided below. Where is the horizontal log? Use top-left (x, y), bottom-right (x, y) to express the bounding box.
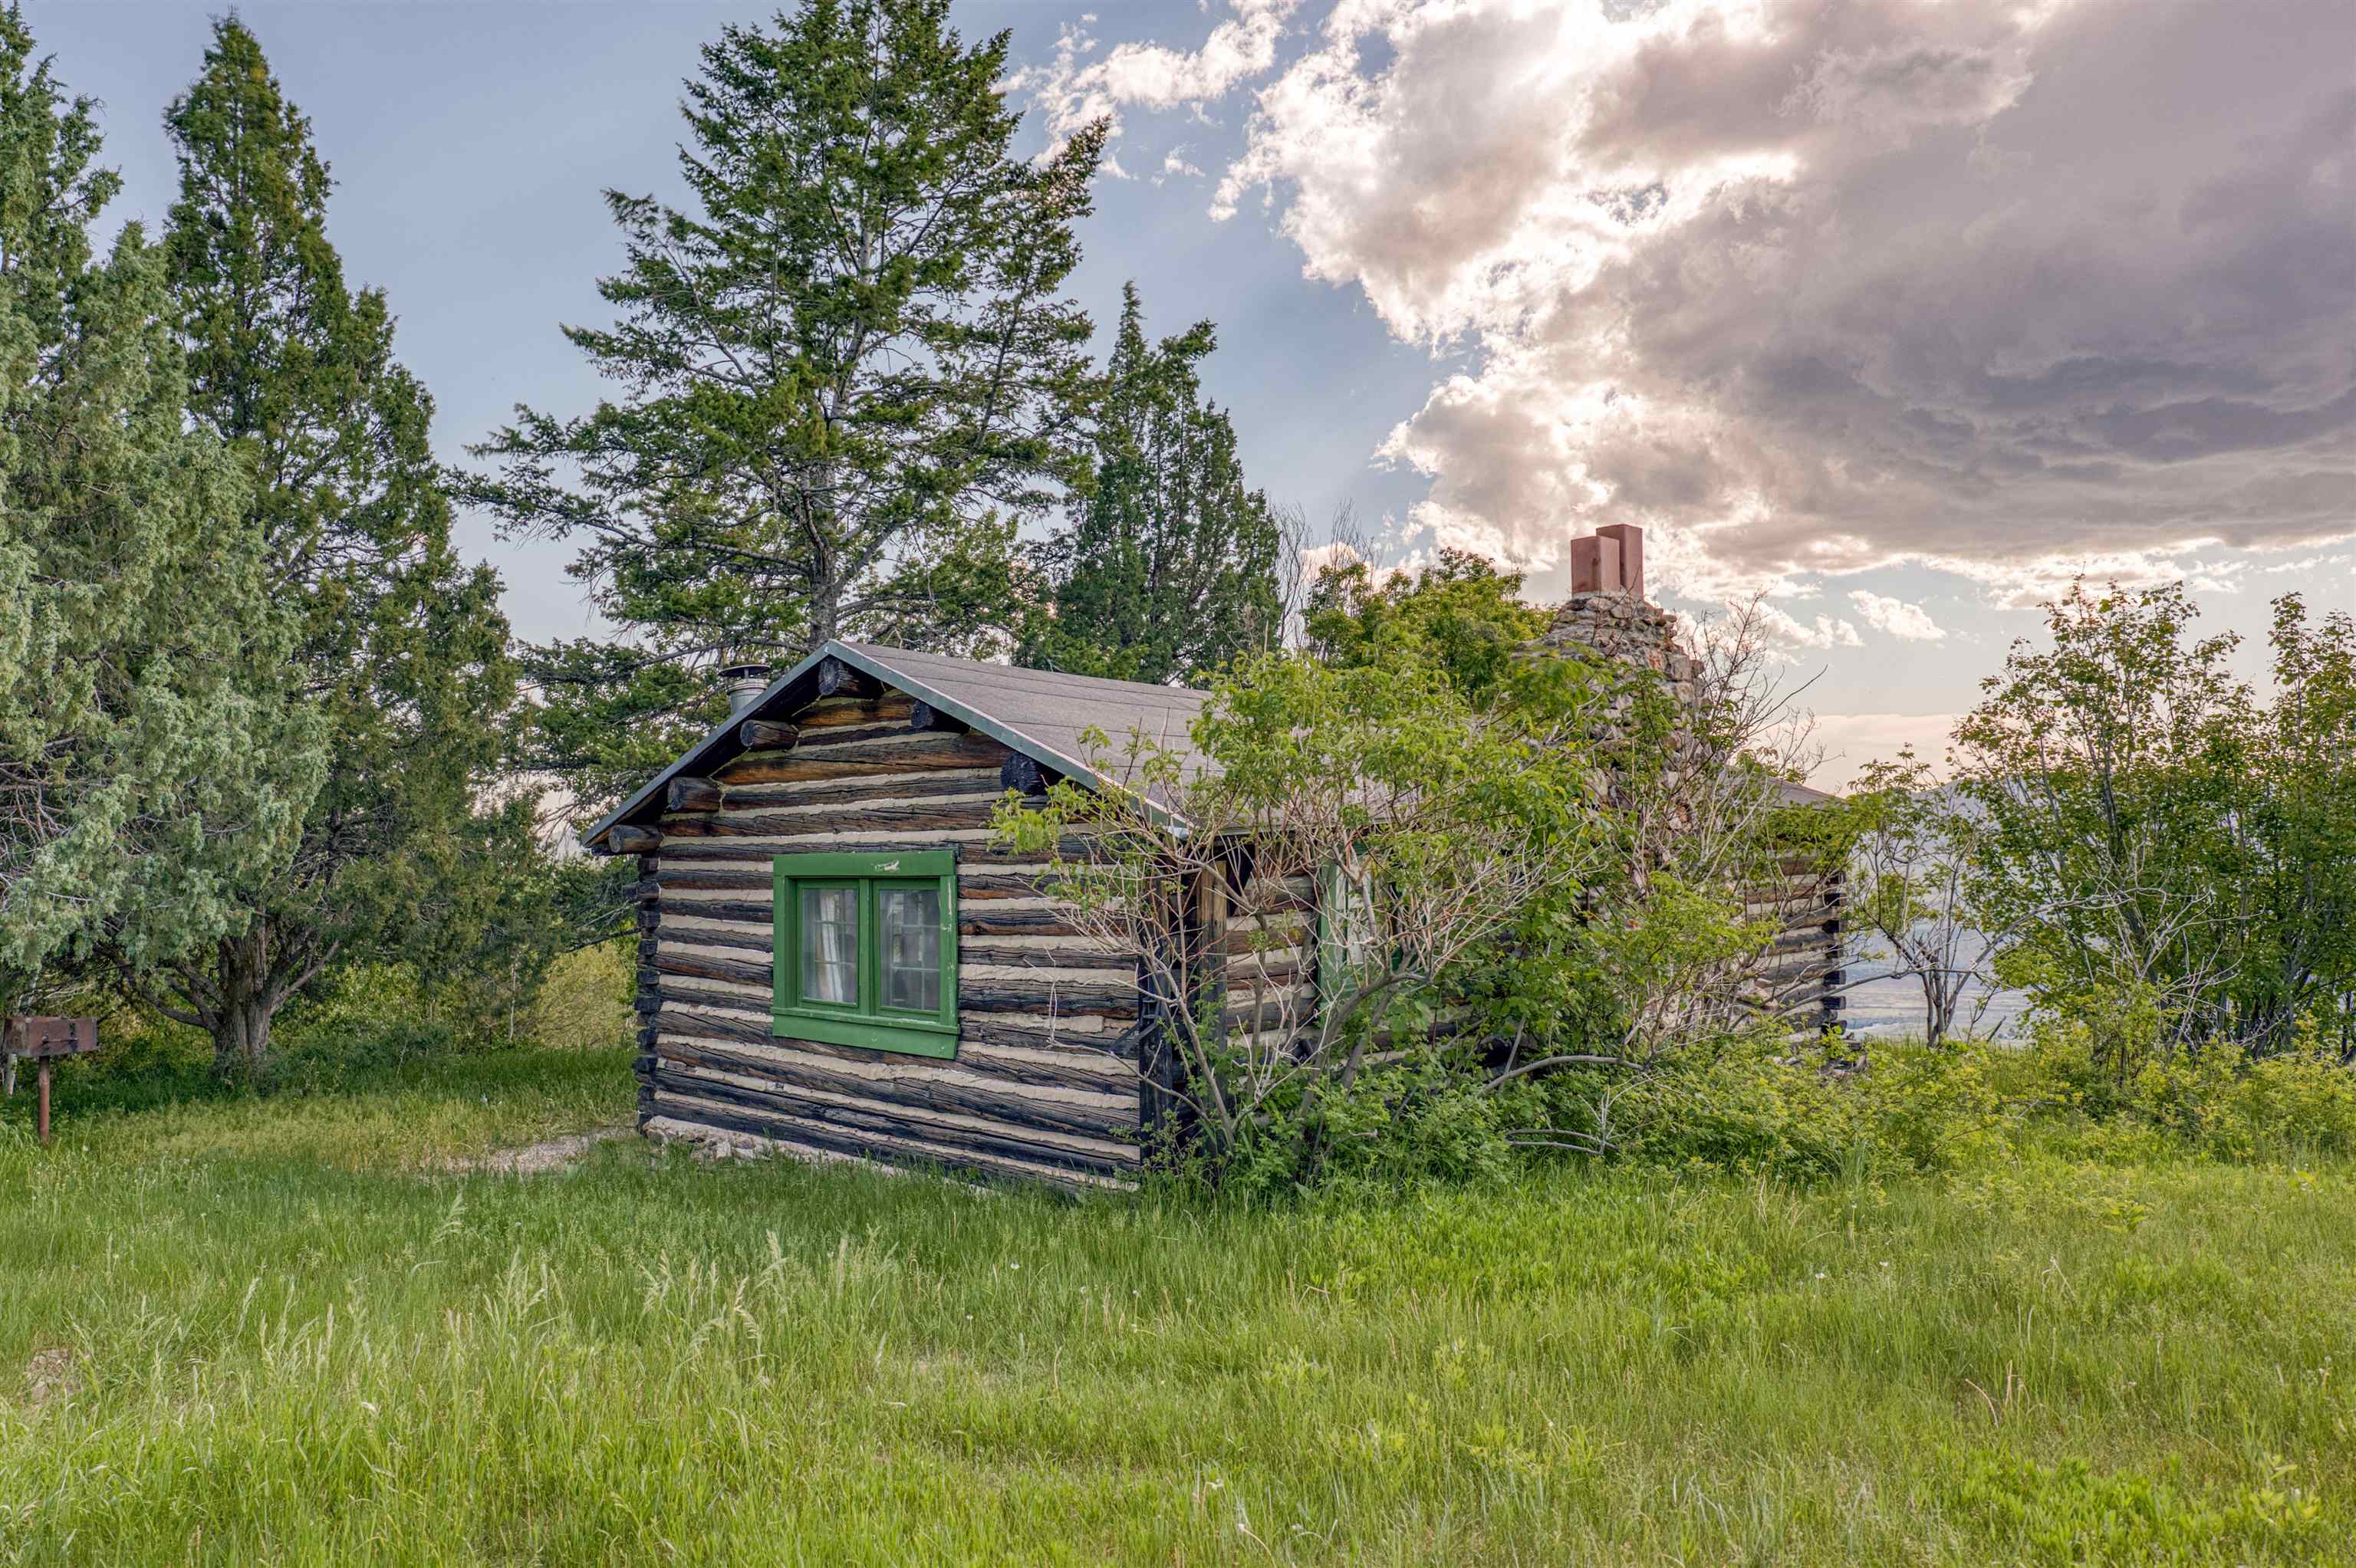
top-left (716, 770), bottom-right (1005, 809)
top-left (591, 823), bottom-right (660, 855)
top-left (790, 720), bottom-right (973, 753)
top-left (666, 966), bottom-right (1131, 1050)
top-left (959, 939), bottom-right (1131, 971)
top-left (655, 1072), bottom-right (1137, 1181)
top-left (960, 976), bottom-right (1136, 1021)
top-left (736, 719), bottom-right (801, 751)
top-left (653, 863), bottom-right (1056, 896)
top-left (654, 1038), bottom-right (1137, 1144)
top-left (655, 921), bottom-right (775, 957)
top-left (787, 694), bottom-right (913, 729)
top-left (1002, 752), bottom-right (1057, 796)
top-left (659, 935), bottom-right (1125, 993)
top-left (715, 734), bottom-right (1013, 787)
top-left (657, 1017), bottom-right (1137, 1100)
top-left (1753, 954), bottom-right (1841, 986)
top-left (653, 835), bottom-right (1081, 863)
top-left (650, 886), bottom-right (1089, 938)
top-left (909, 701), bottom-right (966, 733)
top-left (651, 948), bottom-right (1134, 1019)
top-left (817, 656), bottom-right (880, 699)
top-left (654, 1020), bottom-right (1137, 1109)
top-left (650, 1090), bottom-right (1130, 1192)
top-left (667, 777), bottom-right (722, 813)
top-left (956, 905), bottom-right (1089, 938)
top-left (660, 915), bottom-right (1127, 973)
top-left (663, 800), bottom-right (1002, 839)
top-left (653, 948), bottom-right (771, 989)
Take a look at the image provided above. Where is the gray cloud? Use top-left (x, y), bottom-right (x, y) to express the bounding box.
top-left (1202, 0), bottom-right (2356, 603)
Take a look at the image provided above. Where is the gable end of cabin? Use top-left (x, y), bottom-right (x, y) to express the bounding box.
top-left (611, 665), bottom-right (1147, 1191)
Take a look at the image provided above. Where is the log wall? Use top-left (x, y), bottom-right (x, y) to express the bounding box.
top-left (1742, 859), bottom-right (1848, 1034)
top-left (631, 690), bottom-right (1146, 1191)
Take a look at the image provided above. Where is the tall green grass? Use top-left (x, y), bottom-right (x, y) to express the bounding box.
top-left (2, 1049), bottom-right (2349, 1565)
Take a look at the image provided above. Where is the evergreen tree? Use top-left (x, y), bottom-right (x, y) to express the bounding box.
top-left (465, 0), bottom-right (1104, 808)
top-left (131, 18), bottom-right (519, 1077)
top-left (0, 8), bottom-right (321, 1008)
top-left (1022, 283), bottom-right (1282, 684)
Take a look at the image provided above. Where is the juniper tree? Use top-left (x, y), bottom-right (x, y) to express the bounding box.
top-left (129, 18), bottom-right (520, 1077)
top-left (0, 10), bottom-right (321, 1011)
top-left (465, 0), bottom-right (1104, 809)
top-left (1022, 283), bottom-right (1282, 685)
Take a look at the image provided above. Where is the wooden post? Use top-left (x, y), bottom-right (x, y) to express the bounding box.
top-left (7, 1016), bottom-right (96, 1146)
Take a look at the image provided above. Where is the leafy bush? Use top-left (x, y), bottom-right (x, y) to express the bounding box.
top-left (2130, 1039), bottom-right (2356, 1163)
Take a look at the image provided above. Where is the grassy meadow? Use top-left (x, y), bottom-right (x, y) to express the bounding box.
top-left (2, 1047), bottom-right (2351, 1566)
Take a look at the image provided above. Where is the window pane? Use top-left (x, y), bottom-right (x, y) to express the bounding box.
top-left (878, 884), bottom-right (942, 1013)
top-left (801, 886), bottom-right (858, 1005)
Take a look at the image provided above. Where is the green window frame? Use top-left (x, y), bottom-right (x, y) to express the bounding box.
top-left (1317, 860), bottom-right (1380, 1017)
top-left (773, 850), bottom-right (959, 1058)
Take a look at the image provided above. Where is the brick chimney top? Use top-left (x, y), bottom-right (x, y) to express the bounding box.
top-left (1568, 523), bottom-right (1646, 600)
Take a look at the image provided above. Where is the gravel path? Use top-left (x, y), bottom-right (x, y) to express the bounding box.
top-left (445, 1125), bottom-right (633, 1175)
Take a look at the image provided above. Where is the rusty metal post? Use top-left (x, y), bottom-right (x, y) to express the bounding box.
top-left (36, 1060), bottom-right (50, 1146)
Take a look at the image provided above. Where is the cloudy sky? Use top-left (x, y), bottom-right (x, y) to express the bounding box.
top-left (37, 0), bottom-right (2355, 785)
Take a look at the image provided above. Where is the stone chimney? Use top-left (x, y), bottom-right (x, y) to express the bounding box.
top-left (1540, 525), bottom-right (1696, 703)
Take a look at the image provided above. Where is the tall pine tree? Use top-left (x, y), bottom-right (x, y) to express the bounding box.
top-left (1022, 283), bottom-right (1282, 685)
top-left (0, 8), bottom-right (321, 1009)
top-left (130, 18), bottom-right (519, 1077)
top-left (465, 0), bottom-right (1104, 808)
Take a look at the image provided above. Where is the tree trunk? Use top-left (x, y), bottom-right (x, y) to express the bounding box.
top-left (206, 928), bottom-right (285, 1083)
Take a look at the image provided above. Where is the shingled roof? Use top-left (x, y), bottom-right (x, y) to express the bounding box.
top-left (583, 640), bottom-right (1212, 850)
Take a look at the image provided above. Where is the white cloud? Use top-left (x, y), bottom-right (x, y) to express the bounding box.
top-left (1847, 590), bottom-right (1946, 641)
top-left (1011, 1), bottom-right (1304, 153)
top-left (1755, 601), bottom-right (1863, 655)
top-left (1186, 0), bottom-right (2356, 601)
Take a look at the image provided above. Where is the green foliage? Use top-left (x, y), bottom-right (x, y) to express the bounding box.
top-left (1955, 581), bottom-right (2356, 1065)
top-left (995, 646), bottom-right (1617, 1193)
top-left (2122, 1033), bottom-right (2356, 1164)
top-left (130, 18), bottom-right (526, 1077)
top-left (466, 0), bottom-right (1105, 810)
top-left (1303, 547), bottom-right (1547, 702)
top-left (1021, 282), bottom-right (1282, 683)
top-left (524, 939), bottom-right (637, 1054)
top-left (0, 10), bottom-right (321, 1007)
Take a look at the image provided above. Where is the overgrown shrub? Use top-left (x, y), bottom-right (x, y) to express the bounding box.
top-left (2129, 1037), bottom-right (2356, 1163)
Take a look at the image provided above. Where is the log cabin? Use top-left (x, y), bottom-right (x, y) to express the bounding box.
top-left (583, 531), bottom-right (1844, 1191)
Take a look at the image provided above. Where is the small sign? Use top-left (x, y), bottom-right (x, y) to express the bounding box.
top-left (4, 1016), bottom-right (99, 1147)
top-left (4, 1017), bottom-right (99, 1060)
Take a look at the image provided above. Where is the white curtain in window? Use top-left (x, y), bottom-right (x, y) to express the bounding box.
top-left (878, 886), bottom-right (941, 1012)
top-left (801, 886), bottom-right (858, 1004)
